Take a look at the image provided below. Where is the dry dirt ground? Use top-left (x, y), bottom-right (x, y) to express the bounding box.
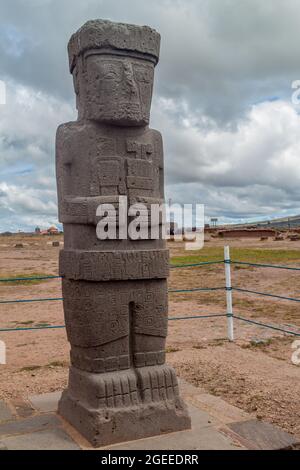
top-left (0, 234), bottom-right (299, 438)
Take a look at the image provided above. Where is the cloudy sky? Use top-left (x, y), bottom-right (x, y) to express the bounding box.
top-left (1, 0), bottom-right (300, 231)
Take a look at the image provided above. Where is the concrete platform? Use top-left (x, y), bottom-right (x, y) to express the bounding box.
top-left (0, 380), bottom-right (299, 450)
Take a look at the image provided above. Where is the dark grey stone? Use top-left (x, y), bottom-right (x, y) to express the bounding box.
top-left (0, 401), bottom-right (13, 423)
top-left (0, 441), bottom-right (7, 450)
top-left (1, 428), bottom-right (80, 450)
top-left (56, 19), bottom-right (190, 446)
top-left (28, 391), bottom-right (61, 413)
top-left (250, 338), bottom-right (270, 346)
top-left (0, 413), bottom-right (60, 436)
top-left (11, 399), bottom-right (35, 418)
top-left (227, 419), bottom-right (300, 450)
top-left (107, 405), bottom-right (243, 451)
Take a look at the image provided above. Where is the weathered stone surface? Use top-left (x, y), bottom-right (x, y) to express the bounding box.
top-left (189, 393), bottom-right (252, 424)
top-left (11, 399), bottom-right (35, 419)
top-left (104, 405), bottom-right (243, 451)
top-left (28, 392), bottom-right (62, 413)
top-left (226, 419), bottom-right (300, 450)
top-left (0, 440), bottom-right (7, 450)
top-left (56, 19), bottom-right (190, 446)
top-left (1, 428), bottom-right (80, 450)
top-left (68, 19), bottom-right (160, 72)
top-left (60, 391), bottom-right (190, 447)
top-left (0, 414), bottom-right (60, 436)
top-left (59, 249), bottom-right (169, 280)
top-left (0, 402), bottom-right (13, 423)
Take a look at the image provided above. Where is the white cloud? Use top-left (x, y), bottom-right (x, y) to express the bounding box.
top-left (1, 0), bottom-right (300, 229)
top-left (153, 98), bottom-right (300, 220)
top-left (0, 81), bottom-right (74, 230)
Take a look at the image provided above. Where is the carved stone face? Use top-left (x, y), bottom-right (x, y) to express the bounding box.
top-left (78, 53), bottom-right (154, 126)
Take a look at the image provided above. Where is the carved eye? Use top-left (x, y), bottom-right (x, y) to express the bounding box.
top-left (104, 71), bottom-right (118, 79)
top-left (102, 64), bottom-right (119, 80)
top-left (134, 67), bottom-right (152, 82)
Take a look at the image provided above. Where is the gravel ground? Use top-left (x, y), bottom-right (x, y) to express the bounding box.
top-left (0, 234), bottom-right (299, 438)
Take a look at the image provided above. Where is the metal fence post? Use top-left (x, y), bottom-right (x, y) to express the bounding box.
top-left (224, 245), bottom-right (234, 341)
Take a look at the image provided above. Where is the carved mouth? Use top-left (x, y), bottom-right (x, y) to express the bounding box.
top-left (120, 103), bottom-right (141, 109)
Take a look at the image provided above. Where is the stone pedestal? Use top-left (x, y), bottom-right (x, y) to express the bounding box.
top-left (59, 366), bottom-right (190, 447)
top-left (56, 19), bottom-right (190, 446)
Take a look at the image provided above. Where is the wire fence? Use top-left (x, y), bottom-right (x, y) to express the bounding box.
top-left (1, 246), bottom-right (300, 338)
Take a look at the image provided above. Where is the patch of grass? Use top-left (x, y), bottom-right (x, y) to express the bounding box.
top-left (240, 339), bottom-right (273, 350)
top-left (240, 343), bottom-right (251, 349)
top-left (166, 347), bottom-right (181, 353)
top-left (46, 361), bottom-right (67, 368)
top-left (234, 265), bottom-right (254, 271)
top-left (8, 320), bottom-right (51, 329)
top-left (255, 339), bottom-right (272, 347)
top-left (234, 298), bottom-right (256, 309)
top-left (19, 361), bottom-right (67, 372)
top-left (192, 343), bottom-right (207, 350)
top-left (170, 247), bottom-right (300, 266)
top-left (19, 365), bottom-right (42, 372)
top-left (209, 338), bottom-right (228, 346)
top-left (0, 272), bottom-right (54, 285)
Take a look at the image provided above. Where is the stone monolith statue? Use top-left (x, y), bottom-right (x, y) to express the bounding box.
top-left (56, 19), bottom-right (191, 446)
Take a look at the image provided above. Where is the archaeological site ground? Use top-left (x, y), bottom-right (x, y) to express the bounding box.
top-left (0, 233), bottom-right (300, 449)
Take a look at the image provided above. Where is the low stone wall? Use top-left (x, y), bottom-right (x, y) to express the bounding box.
top-left (218, 229), bottom-right (276, 238)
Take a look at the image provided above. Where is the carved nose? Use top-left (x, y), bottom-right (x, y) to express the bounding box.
top-left (126, 77), bottom-right (137, 95)
top-left (124, 67), bottom-right (138, 95)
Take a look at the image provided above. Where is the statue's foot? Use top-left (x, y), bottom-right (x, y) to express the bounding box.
top-left (58, 365), bottom-right (191, 447)
top-left (135, 363), bottom-right (180, 403)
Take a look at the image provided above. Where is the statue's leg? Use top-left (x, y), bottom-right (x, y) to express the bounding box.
top-left (59, 279), bottom-right (141, 444)
top-left (131, 280), bottom-right (190, 426)
top-left (58, 279), bottom-right (190, 446)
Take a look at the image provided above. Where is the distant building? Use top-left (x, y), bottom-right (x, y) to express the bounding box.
top-left (40, 226), bottom-right (59, 236)
top-left (218, 228), bottom-right (276, 239)
top-left (48, 226), bottom-right (59, 235)
top-left (168, 222), bottom-right (178, 236)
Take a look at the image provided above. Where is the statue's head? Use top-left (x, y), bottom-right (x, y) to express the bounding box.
top-left (68, 20), bottom-right (160, 126)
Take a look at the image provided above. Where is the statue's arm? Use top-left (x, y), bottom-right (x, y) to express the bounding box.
top-left (56, 124), bottom-right (119, 225)
top-left (153, 129), bottom-right (165, 201)
top-left (56, 123), bottom-right (73, 223)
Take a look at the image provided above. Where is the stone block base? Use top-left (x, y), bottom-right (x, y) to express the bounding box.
top-left (58, 365), bottom-right (191, 447)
